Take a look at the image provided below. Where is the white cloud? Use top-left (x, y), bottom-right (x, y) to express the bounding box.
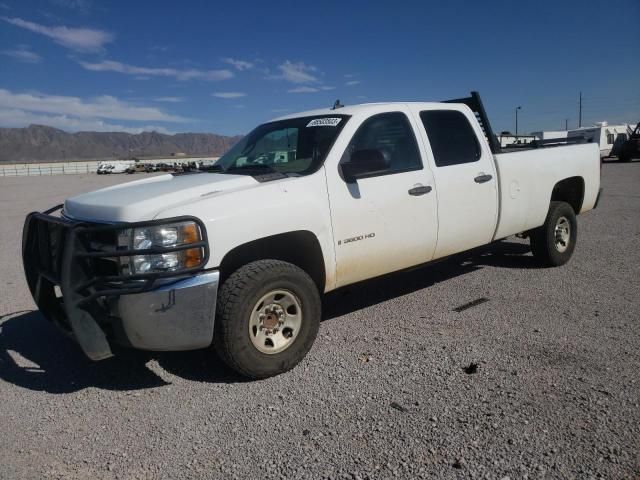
top-left (1, 16), bottom-right (113, 52)
top-left (222, 57), bottom-right (254, 71)
top-left (346, 80), bottom-right (361, 86)
top-left (50, 0), bottom-right (92, 13)
top-left (79, 59), bottom-right (234, 81)
top-left (153, 96), bottom-right (184, 103)
top-left (288, 86), bottom-right (335, 93)
top-left (0, 108), bottom-right (172, 133)
top-left (1, 45), bottom-right (41, 63)
top-left (0, 89), bottom-right (186, 122)
top-left (276, 61), bottom-right (319, 84)
top-left (212, 92), bottom-right (246, 99)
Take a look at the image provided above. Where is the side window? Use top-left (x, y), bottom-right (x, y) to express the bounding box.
top-left (606, 133), bottom-right (614, 144)
top-left (342, 112), bottom-right (422, 175)
top-left (419, 110), bottom-right (481, 167)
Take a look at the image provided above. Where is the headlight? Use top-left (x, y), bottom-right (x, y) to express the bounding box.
top-left (118, 220), bottom-right (205, 275)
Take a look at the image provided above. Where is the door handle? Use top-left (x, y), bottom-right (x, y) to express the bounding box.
top-left (408, 185), bottom-right (432, 196)
top-left (474, 174), bottom-right (493, 183)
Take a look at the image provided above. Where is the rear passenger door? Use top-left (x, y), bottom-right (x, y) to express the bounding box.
top-left (411, 107), bottom-right (499, 258)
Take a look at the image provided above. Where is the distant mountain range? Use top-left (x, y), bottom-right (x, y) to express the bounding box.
top-left (0, 125), bottom-right (243, 163)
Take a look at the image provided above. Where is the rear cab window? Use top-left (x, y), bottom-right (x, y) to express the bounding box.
top-left (419, 110), bottom-right (481, 167)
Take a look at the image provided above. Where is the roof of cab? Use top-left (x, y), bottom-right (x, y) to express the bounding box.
top-left (269, 101), bottom-right (459, 123)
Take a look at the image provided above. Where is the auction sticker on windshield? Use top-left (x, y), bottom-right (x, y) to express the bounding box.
top-left (307, 118), bottom-right (342, 127)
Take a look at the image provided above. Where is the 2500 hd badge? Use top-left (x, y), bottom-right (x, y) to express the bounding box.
top-left (338, 232), bottom-right (376, 245)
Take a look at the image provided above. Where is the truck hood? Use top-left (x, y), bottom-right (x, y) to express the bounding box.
top-left (64, 173), bottom-right (258, 222)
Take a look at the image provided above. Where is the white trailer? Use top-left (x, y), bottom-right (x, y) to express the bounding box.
top-left (531, 130), bottom-right (568, 141)
top-left (567, 123), bottom-right (630, 158)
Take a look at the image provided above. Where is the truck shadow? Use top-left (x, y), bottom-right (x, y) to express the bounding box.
top-left (0, 241), bottom-right (533, 393)
top-left (322, 240), bottom-right (535, 321)
top-left (0, 311), bottom-right (244, 394)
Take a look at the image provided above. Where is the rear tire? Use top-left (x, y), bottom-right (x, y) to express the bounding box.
top-left (214, 260), bottom-right (321, 379)
top-left (530, 201), bottom-right (577, 267)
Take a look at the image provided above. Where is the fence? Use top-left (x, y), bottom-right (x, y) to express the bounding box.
top-left (0, 162), bottom-right (100, 177)
top-left (0, 157), bottom-right (220, 177)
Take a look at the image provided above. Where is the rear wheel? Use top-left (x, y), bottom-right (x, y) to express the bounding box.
top-left (530, 201), bottom-right (577, 267)
top-left (214, 260), bottom-right (321, 379)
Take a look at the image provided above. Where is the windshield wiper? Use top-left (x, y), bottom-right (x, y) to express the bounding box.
top-left (227, 164), bottom-right (282, 174)
top-left (200, 164), bottom-right (225, 173)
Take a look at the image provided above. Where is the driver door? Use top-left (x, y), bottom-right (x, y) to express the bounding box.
top-left (325, 109), bottom-right (438, 288)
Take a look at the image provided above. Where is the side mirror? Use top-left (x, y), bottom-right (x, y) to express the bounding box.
top-left (340, 148), bottom-right (389, 183)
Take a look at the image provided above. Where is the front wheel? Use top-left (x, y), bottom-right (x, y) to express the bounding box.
top-left (530, 201), bottom-right (577, 267)
top-left (214, 260), bottom-right (321, 379)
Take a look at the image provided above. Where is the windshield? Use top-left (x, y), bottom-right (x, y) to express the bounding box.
top-left (214, 115), bottom-right (350, 176)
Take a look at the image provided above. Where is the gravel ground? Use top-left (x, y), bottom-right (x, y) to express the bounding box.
top-left (0, 165), bottom-right (638, 479)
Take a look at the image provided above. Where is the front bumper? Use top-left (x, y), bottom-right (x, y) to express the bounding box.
top-left (115, 272), bottom-right (219, 351)
top-left (22, 206), bottom-right (217, 360)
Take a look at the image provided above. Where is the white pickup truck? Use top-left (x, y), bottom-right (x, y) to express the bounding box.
top-left (22, 92), bottom-right (602, 378)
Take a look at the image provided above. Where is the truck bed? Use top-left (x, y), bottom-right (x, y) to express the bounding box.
top-left (492, 142), bottom-right (601, 240)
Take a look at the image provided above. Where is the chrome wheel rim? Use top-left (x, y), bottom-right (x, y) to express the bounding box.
top-left (249, 289), bottom-right (302, 354)
top-left (554, 216), bottom-right (571, 253)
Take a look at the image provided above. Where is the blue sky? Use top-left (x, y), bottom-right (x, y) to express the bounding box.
top-left (0, 0), bottom-right (638, 136)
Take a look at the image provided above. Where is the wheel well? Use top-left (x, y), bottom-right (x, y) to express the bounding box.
top-left (551, 177), bottom-right (585, 214)
top-left (219, 231), bottom-right (326, 291)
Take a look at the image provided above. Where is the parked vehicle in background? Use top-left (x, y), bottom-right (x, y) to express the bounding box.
top-left (96, 160), bottom-right (134, 174)
top-left (109, 161), bottom-right (133, 174)
top-left (617, 122), bottom-right (640, 162)
top-left (497, 133), bottom-right (537, 149)
top-left (22, 92), bottom-right (602, 379)
top-left (96, 163), bottom-right (111, 175)
top-left (125, 163), bottom-right (146, 174)
top-left (567, 123), bottom-right (630, 159)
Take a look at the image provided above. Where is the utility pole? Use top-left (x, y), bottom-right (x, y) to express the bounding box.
top-left (578, 91), bottom-right (582, 128)
top-left (515, 106), bottom-right (522, 139)
top-left (565, 119), bottom-right (569, 130)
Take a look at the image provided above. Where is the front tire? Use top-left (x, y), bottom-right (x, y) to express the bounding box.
top-left (214, 260), bottom-right (321, 379)
top-left (530, 201), bottom-right (577, 267)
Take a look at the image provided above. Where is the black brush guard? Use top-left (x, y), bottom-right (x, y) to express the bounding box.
top-left (21, 205), bottom-right (209, 360)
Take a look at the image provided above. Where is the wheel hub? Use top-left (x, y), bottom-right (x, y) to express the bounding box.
top-left (259, 304), bottom-right (285, 333)
top-left (554, 216), bottom-right (571, 253)
top-left (249, 290), bottom-right (302, 354)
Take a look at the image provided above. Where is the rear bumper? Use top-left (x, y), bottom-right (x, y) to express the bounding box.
top-left (22, 207), bottom-right (215, 360)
